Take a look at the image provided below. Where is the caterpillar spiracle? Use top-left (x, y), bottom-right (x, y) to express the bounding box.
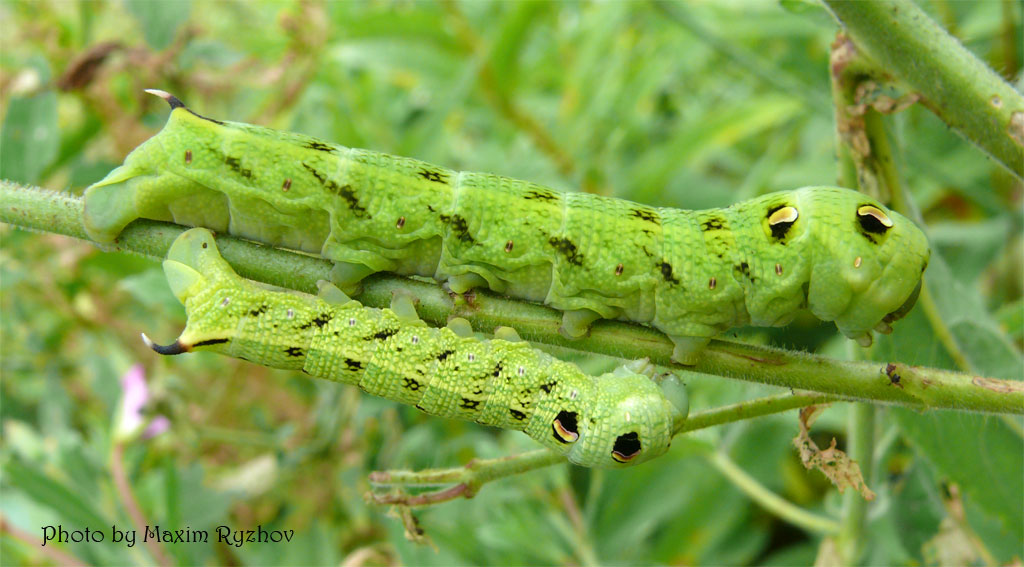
top-left (144, 228), bottom-right (688, 468)
top-left (86, 90), bottom-right (930, 363)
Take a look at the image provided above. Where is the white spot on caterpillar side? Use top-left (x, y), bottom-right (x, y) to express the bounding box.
top-left (468, 353), bottom-right (476, 361)
top-left (625, 411), bottom-right (631, 422)
top-left (349, 318), bottom-right (357, 326)
top-left (286, 308), bottom-right (295, 319)
top-left (570, 389), bottom-right (578, 400)
top-left (411, 335), bottom-right (419, 344)
top-left (221, 297), bottom-right (231, 307)
top-left (517, 366), bottom-right (525, 376)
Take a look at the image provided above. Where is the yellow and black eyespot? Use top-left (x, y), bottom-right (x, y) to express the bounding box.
top-left (611, 432), bottom-right (642, 463)
top-left (552, 410), bottom-right (579, 444)
top-left (856, 205), bottom-right (893, 236)
top-left (766, 205), bottom-right (799, 240)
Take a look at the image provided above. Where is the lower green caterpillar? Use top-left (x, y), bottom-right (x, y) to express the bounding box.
top-left (145, 228), bottom-right (687, 468)
top-left (86, 90), bottom-right (930, 363)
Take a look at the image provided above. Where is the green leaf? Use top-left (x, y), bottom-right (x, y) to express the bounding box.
top-left (0, 69), bottom-right (58, 184)
top-left (3, 458), bottom-right (110, 529)
top-left (124, 0), bottom-right (191, 50)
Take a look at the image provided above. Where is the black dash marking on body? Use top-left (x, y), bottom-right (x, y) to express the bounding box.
top-left (284, 346), bottom-right (304, 357)
top-left (249, 304), bottom-right (268, 316)
top-left (630, 208), bottom-right (660, 225)
top-left (548, 237), bottom-right (583, 266)
top-left (225, 156), bottom-right (254, 179)
top-left (417, 168), bottom-right (449, 184)
top-left (660, 262), bottom-right (680, 285)
top-left (365, 328), bottom-right (399, 341)
top-left (304, 140), bottom-right (336, 153)
top-left (539, 381), bottom-right (557, 394)
top-left (701, 217), bottom-right (726, 232)
top-left (439, 214), bottom-right (475, 244)
top-left (302, 162), bottom-right (369, 217)
top-left (344, 358), bottom-right (364, 371)
top-left (524, 189), bottom-right (558, 202)
top-left (193, 338), bottom-right (229, 347)
top-left (734, 262), bottom-right (755, 283)
top-left (492, 362), bottom-right (504, 377)
top-left (437, 349), bottom-right (455, 361)
top-left (299, 312), bottom-right (333, 329)
top-left (460, 398), bottom-right (481, 410)
top-left (509, 408), bottom-right (526, 421)
top-left (402, 377), bottom-right (423, 391)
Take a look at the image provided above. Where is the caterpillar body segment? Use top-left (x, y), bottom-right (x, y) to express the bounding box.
top-left (86, 91), bottom-right (930, 363)
top-left (147, 228), bottom-right (685, 468)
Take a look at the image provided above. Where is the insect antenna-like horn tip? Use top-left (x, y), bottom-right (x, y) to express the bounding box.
top-left (143, 89), bottom-right (185, 110)
top-left (141, 332), bottom-right (189, 355)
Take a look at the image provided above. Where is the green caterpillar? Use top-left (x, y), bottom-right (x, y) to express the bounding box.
top-left (86, 90), bottom-right (930, 363)
top-left (145, 228), bottom-right (687, 468)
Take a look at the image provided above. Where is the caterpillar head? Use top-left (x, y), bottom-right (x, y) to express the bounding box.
top-left (559, 364), bottom-right (685, 468)
top-left (785, 187), bottom-right (929, 345)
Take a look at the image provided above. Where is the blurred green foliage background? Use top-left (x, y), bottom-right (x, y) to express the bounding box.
top-left (1, 1), bottom-right (1021, 565)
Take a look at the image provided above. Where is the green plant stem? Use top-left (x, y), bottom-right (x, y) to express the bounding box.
top-left (823, 0), bottom-right (1024, 179)
top-left (2, 181), bottom-right (1021, 414)
top-left (674, 391), bottom-right (841, 435)
top-left (837, 402), bottom-right (875, 564)
top-left (703, 449), bottom-right (841, 535)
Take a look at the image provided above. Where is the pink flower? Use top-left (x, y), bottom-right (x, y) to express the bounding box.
top-left (116, 364), bottom-right (169, 440)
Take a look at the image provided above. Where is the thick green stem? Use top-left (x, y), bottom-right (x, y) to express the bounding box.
top-left (823, 0), bottom-right (1024, 179)
top-left (3, 182), bottom-right (1021, 414)
top-left (837, 402), bottom-right (875, 564)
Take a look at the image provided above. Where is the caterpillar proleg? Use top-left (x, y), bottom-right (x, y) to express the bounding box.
top-left (144, 228), bottom-right (687, 468)
top-left (86, 91), bottom-right (930, 363)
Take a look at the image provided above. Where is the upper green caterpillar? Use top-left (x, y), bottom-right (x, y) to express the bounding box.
top-left (85, 90), bottom-right (930, 362)
top-left (145, 228), bottom-right (685, 468)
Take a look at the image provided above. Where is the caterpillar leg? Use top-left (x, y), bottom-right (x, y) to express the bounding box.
top-left (446, 317), bottom-right (475, 337)
top-left (667, 335), bottom-right (711, 366)
top-left (493, 326), bottom-right (523, 342)
top-left (328, 262), bottom-right (378, 296)
top-left (316, 280), bottom-right (356, 306)
top-left (446, 272), bottom-right (489, 294)
top-left (558, 308), bottom-right (602, 340)
top-left (389, 290), bottom-right (426, 326)
top-left (654, 372), bottom-right (689, 423)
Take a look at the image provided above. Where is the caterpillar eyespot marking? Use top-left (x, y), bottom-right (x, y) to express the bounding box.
top-left (84, 92), bottom-right (930, 365)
